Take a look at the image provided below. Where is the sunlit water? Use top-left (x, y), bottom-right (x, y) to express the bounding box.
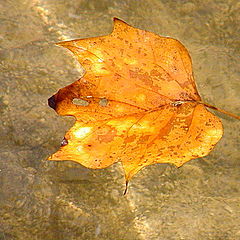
top-left (1, 1), bottom-right (239, 239)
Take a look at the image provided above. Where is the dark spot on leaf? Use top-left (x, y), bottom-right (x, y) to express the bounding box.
top-left (48, 95), bottom-right (56, 109)
top-left (61, 137), bottom-right (68, 146)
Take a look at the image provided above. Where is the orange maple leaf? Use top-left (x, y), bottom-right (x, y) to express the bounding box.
top-left (48, 18), bottom-right (239, 192)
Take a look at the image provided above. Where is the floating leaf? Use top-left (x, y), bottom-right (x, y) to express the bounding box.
top-left (48, 18), bottom-right (239, 192)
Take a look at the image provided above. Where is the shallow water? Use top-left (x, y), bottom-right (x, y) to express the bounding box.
top-left (1, 0), bottom-right (240, 239)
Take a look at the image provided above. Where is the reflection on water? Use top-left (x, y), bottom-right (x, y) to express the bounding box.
top-left (1, 0), bottom-right (239, 239)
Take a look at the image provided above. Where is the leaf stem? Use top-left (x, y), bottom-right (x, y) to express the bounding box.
top-left (200, 101), bottom-right (240, 120)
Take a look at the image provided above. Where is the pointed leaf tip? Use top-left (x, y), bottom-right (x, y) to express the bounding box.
top-left (123, 181), bottom-right (129, 195)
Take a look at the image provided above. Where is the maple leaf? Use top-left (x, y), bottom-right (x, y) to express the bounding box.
top-left (48, 18), bottom-right (239, 193)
